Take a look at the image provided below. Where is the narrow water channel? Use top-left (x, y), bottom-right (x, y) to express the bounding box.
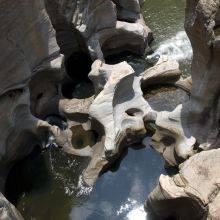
top-left (5, 1), bottom-right (192, 219)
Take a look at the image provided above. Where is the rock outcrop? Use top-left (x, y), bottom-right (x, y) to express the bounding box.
top-left (146, 0), bottom-right (220, 218)
top-left (45, 0), bottom-right (153, 61)
top-left (147, 149), bottom-right (220, 219)
top-left (150, 0), bottom-right (220, 166)
top-left (82, 57), bottom-right (189, 186)
top-left (0, 0), bottom-right (155, 217)
top-left (0, 0), bottom-right (64, 185)
top-left (0, 0), bottom-right (65, 217)
top-left (184, 0), bottom-right (220, 150)
top-left (2, 0), bottom-right (219, 219)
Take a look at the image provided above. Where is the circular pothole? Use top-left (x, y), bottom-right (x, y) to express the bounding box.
top-left (70, 125), bottom-right (98, 149)
top-left (125, 108), bottom-right (144, 117)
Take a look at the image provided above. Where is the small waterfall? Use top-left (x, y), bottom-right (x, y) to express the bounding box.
top-left (147, 31), bottom-right (192, 62)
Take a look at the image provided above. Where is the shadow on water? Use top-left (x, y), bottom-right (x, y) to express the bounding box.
top-left (5, 147), bottom-right (90, 220)
top-left (142, 85), bottom-right (190, 112)
top-left (5, 137), bottom-right (168, 220)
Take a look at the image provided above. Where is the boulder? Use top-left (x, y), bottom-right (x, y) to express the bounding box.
top-left (146, 149), bottom-right (220, 219)
top-left (67, 0), bottom-right (153, 60)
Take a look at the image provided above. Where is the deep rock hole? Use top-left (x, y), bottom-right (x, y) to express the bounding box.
top-left (5, 145), bottom-right (48, 205)
top-left (62, 51), bottom-right (94, 99)
top-left (70, 125), bottom-right (99, 149)
top-left (126, 108), bottom-right (143, 117)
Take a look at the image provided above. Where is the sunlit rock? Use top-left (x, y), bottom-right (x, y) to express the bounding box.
top-left (146, 149), bottom-right (220, 219)
top-left (147, 0), bottom-right (220, 218)
top-left (49, 0), bottom-right (152, 60)
top-left (80, 57), bottom-right (186, 186)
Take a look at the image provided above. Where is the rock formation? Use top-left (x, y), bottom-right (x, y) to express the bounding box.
top-left (45, 0), bottom-right (153, 61)
top-left (0, 0), bottom-right (65, 187)
top-left (0, 0), bottom-right (155, 217)
top-left (1, 0), bottom-right (219, 219)
top-left (147, 149), bottom-right (220, 219)
top-left (146, 0), bottom-right (220, 219)
top-left (150, 0), bottom-right (220, 165)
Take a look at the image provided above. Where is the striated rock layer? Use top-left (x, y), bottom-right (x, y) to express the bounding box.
top-left (0, 0), bottom-right (64, 189)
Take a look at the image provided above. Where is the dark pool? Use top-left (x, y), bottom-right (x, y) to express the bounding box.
top-left (6, 138), bottom-right (165, 220)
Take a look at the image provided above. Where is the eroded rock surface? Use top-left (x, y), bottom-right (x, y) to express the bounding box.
top-left (0, 0), bottom-right (65, 217)
top-left (150, 0), bottom-right (220, 166)
top-left (185, 0), bottom-right (220, 150)
top-left (0, 0), bottom-right (155, 216)
top-left (46, 0), bottom-right (152, 60)
top-left (2, 0), bottom-right (219, 219)
top-left (146, 149), bottom-right (220, 219)
top-left (81, 57), bottom-right (188, 185)
top-left (146, 1), bottom-right (220, 219)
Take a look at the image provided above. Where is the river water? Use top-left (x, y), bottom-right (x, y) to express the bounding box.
top-left (6, 1), bottom-right (192, 219)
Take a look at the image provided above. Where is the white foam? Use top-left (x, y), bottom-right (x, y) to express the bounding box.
top-left (117, 198), bottom-right (148, 220)
top-left (76, 175), bottom-right (93, 197)
top-left (147, 31), bottom-right (192, 62)
top-left (126, 206), bottom-right (147, 220)
top-left (117, 198), bottom-right (138, 215)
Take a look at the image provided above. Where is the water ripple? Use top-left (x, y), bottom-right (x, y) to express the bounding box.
top-left (147, 31), bottom-right (192, 62)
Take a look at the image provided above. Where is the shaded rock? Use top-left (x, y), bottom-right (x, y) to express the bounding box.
top-left (184, 0), bottom-right (220, 149)
top-left (69, 0), bottom-right (153, 60)
top-left (0, 0), bottom-right (67, 217)
top-left (0, 0), bottom-right (64, 188)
